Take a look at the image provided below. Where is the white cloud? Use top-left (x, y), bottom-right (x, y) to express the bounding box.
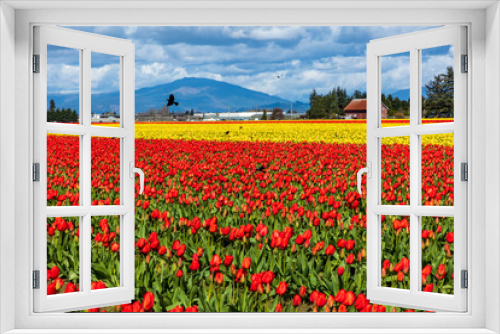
top-left (227, 26), bottom-right (305, 40)
top-left (124, 26), bottom-right (138, 36)
top-left (51, 26), bottom-right (446, 101)
top-left (47, 64), bottom-right (80, 94)
top-left (136, 44), bottom-right (168, 62)
top-left (136, 63), bottom-right (188, 89)
top-left (91, 63), bottom-right (121, 93)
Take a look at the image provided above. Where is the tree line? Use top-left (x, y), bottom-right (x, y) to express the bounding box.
top-left (305, 66), bottom-right (453, 119)
top-left (306, 87), bottom-right (360, 119)
top-left (47, 100), bottom-right (78, 123)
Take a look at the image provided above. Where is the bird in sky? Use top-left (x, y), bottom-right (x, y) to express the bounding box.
top-left (167, 94), bottom-right (179, 107)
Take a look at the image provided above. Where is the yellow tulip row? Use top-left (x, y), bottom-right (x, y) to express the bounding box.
top-left (93, 120), bottom-right (454, 146)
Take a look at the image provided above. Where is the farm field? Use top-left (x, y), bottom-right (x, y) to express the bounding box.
top-left (45, 120), bottom-right (455, 312)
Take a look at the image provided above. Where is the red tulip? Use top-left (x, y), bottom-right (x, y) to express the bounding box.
top-left (354, 293), bottom-right (367, 311)
top-left (338, 266), bottom-right (345, 276)
top-left (210, 254), bottom-right (222, 267)
top-left (110, 242), bottom-right (120, 252)
top-left (65, 282), bottom-right (77, 293)
top-left (309, 290), bottom-right (319, 303)
top-left (424, 283), bottom-right (434, 292)
top-left (242, 257), bottom-right (251, 270)
top-left (47, 283), bottom-right (56, 295)
top-left (214, 272), bottom-right (224, 284)
top-left (292, 294), bottom-right (302, 307)
top-left (446, 232), bottom-right (454, 243)
top-left (325, 245), bottom-right (335, 256)
top-left (223, 255), bottom-right (233, 267)
top-left (50, 266), bottom-right (60, 279)
top-left (436, 264), bottom-right (446, 278)
top-left (299, 286), bottom-right (307, 297)
top-left (185, 305), bottom-right (199, 312)
top-left (315, 293), bottom-right (327, 307)
top-left (422, 265), bottom-right (432, 276)
top-left (344, 291), bottom-right (355, 306)
top-left (142, 244), bottom-right (151, 254)
top-left (158, 245), bottom-right (167, 256)
top-left (261, 271), bottom-right (274, 284)
top-left (190, 261), bottom-right (200, 271)
top-left (334, 289), bottom-right (346, 304)
top-left (276, 281), bottom-right (288, 295)
top-left (196, 247), bottom-right (203, 257)
top-left (337, 239), bottom-right (346, 248)
top-left (136, 238), bottom-right (146, 249)
top-left (175, 244), bottom-right (185, 256)
top-left (142, 291), bottom-right (155, 311)
top-left (346, 253), bottom-right (355, 264)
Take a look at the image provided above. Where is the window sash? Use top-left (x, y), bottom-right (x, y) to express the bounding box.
top-left (366, 26), bottom-right (468, 312)
top-left (32, 25), bottom-right (136, 313)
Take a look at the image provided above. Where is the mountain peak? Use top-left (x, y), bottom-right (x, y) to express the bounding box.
top-left (48, 77), bottom-right (309, 114)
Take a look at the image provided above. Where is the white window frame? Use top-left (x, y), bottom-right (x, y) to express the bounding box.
top-left (1, 2), bottom-right (499, 333)
top-left (365, 26), bottom-right (467, 312)
top-left (32, 25), bottom-right (136, 312)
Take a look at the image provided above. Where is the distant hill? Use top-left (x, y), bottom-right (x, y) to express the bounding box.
top-left (47, 77), bottom-right (309, 114)
top-left (386, 88), bottom-right (428, 101)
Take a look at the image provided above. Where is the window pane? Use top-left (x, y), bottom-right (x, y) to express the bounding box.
top-left (47, 45), bottom-right (80, 124)
top-left (47, 216), bottom-right (80, 295)
top-left (91, 215), bottom-right (121, 289)
top-left (421, 133), bottom-right (454, 206)
top-left (381, 215), bottom-right (410, 290)
top-left (91, 136), bottom-right (121, 205)
top-left (91, 52), bottom-right (121, 126)
top-left (421, 45), bottom-right (454, 124)
top-left (381, 136), bottom-right (410, 205)
top-left (380, 52), bottom-right (410, 127)
top-left (47, 134), bottom-right (80, 206)
top-left (421, 216), bottom-right (454, 295)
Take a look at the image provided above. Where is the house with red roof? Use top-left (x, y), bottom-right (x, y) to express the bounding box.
top-left (344, 99), bottom-right (388, 119)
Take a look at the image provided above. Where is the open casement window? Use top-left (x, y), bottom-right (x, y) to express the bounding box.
top-left (364, 26), bottom-right (467, 312)
top-left (33, 26), bottom-right (140, 312)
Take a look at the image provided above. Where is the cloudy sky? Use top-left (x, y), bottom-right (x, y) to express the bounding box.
top-left (48, 26), bottom-right (454, 102)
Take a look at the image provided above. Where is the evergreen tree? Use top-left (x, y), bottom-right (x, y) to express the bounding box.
top-left (55, 108), bottom-right (61, 122)
top-left (261, 109), bottom-right (268, 120)
top-left (353, 90), bottom-right (366, 99)
top-left (392, 97), bottom-right (402, 111)
top-left (47, 110), bottom-right (54, 122)
top-left (307, 94), bottom-right (328, 119)
top-left (423, 66), bottom-right (454, 118)
top-left (49, 99), bottom-right (56, 112)
top-left (324, 91), bottom-right (338, 119)
top-left (306, 89), bottom-right (317, 119)
top-left (71, 109), bottom-right (78, 122)
top-left (328, 91), bottom-right (340, 118)
top-left (336, 87), bottom-right (350, 111)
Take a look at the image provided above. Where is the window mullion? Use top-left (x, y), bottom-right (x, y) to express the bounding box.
top-left (80, 47), bottom-right (92, 295)
top-left (409, 47), bottom-right (420, 295)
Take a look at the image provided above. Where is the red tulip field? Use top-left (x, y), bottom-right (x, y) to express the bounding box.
top-left (45, 120), bottom-right (455, 312)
